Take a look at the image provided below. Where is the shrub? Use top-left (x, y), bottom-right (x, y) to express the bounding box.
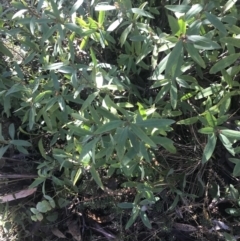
top-left (0, 0), bottom-right (240, 236)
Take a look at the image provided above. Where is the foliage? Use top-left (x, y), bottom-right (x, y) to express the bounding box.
top-left (0, 0), bottom-right (240, 238)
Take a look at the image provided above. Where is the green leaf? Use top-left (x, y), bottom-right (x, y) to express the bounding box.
top-left (29, 177), bottom-right (45, 188)
top-left (140, 212), bottom-right (152, 229)
top-left (81, 92), bottom-right (98, 111)
top-left (129, 35), bottom-right (145, 41)
top-left (155, 84), bottom-right (171, 103)
top-left (89, 166), bottom-right (104, 190)
top-left (115, 127), bottom-right (128, 160)
top-left (0, 145), bottom-right (9, 159)
top-left (38, 138), bottom-right (47, 159)
top-left (151, 53), bottom-right (170, 79)
top-left (65, 23), bottom-right (83, 35)
top-left (223, 232), bottom-right (237, 241)
top-left (170, 81), bottom-right (178, 109)
top-left (12, 9), bottom-right (28, 19)
top-left (185, 4), bottom-right (203, 21)
top-left (139, 142), bottom-right (150, 163)
top-left (177, 116), bottom-right (198, 125)
top-left (70, 0), bottom-right (83, 14)
top-left (42, 111), bottom-right (52, 131)
top-left (218, 134), bottom-right (235, 155)
top-left (136, 119), bottom-right (175, 128)
top-left (198, 127), bottom-right (215, 134)
top-left (36, 213), bottom-right (44, 221)
top-left (96, 107), bottom-right (118, 120)
top-left (125, 207), bottom-right (140, 229)
top-left (176, 18), bottom-right (186, 36)
top-left (95, 4), bottom-right (116, 11)
top-left (167, 15), bottom-right (179, 35)
top-left (185, 43), bottom-right (206, 68)
top-left (8, 124), bottom-right (15, 140)
top-left (47, 210), bottom-right (57, 221)
top-left (41, 24), bottom-right (58, 43)
top-left (120, 24), bottom-right (132, 47)
top-left (94, 120), bottom-right (122, 134)
top-left (30, 208), bottom-right (39, 215)
top-left (232, 161), bottom-right (240, 177)
top-left (58, 198), bottom-right (69, 208)
top-left (44, 195), bottom-right (56, 208)
top-left (34, 91), bottom-right (52, 103)
top-left (24, 51), bottom-right (36, 65)
top-left (5, 83), bottom-right (27, 96)
top-left (210, 53), bottom-right (240, 74)
top-left (220, 37), bottom-right (240, 48)
top-left (130, 124), bottom-right (156, 147)
top-left (118, 202), bottom-right (133, 209)
top-left (11, 1), bottom-right (27, 9)
top-left (17, 146), bottom-right (29, 155)
top-left (229, 184), bottom-right (239, 199)
top-left (225, 208), bottom-right (240, 217)
top-left (165, 41), bottom-right (183, 77)
top-left (165, 5), bottom-right (191, 13)
top-left (204, 12), bottom-right (227, 35)
top-left (0, 42), bottom-right (13, 58)
top-left (168, 195), bottom-right (179, 211)
top-left (29, 107), bottom-right (35, 130)
top-left (107, 18), bottom-right (123, 31)
top-left (98, 10), bottom-right (105, 27)
top-left (58, 96), bottom-right (66, 111)
top-left (187, 35), bottom-right (221, 50)
top-left (130, 8), bottom-right (154, 19)
top-left (73, 168), bottom-right (82, 186)
top-left (68, 125), bottom-right (92, 136)
top-left (223, 0), bottom-right (237, 13)
top-left (90, 47), bottom-right (97, 66)
top-left (10, 140), bottom-right (32, 147)
top-left (49, 0), bottom-right (60, 17)
top-left (45, 62), bottom-right (65, 70)
top-left (151, 136), bottom-right (176, 153)
top-left (202, 134), bottom-right (217, 163)
top-left (205, 112), bottom-right (217, 127)
top-left (36, 200), bottom-right (52, 213)
top-left (79, 138), bottom-right (99, 162)
top-left (221, 129), bottom-right (240, 140)
top-left (195, 84), bottom-right (222, 99)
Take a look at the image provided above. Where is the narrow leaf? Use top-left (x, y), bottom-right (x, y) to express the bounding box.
top-left (70, 0), bottom-right (83, 14)
top-left (94, 120), bottom-right (122, 134)
top-left (210, 53), bottom-right (240, 74)
top-left (205, 12), bottom-right (227, 35)
top-left (0, 42), bottom-right (13, 58)
top-left (89, 166), bottom-right (104, 190)
top-left (198, 127), bottom-right (214, 134)
top-left (202, 134), bottom-right (217, 163)
top-left (165, 41), bottom-right (183, 77)
top-left (136, 119), bottom-right (175, 128)
top-left (165, 5), bottom-right (191, 13)
top-left (140, 212), bottom-right (152, 229)
top-left (185, 43), bottom-right (206, 68)
top-left (10, 140), bottom-right (32, 147)
top-left (130, 124), bottom-right (156, 147)
top-left (221, 129), bottom-right (240, 140)
top-left (220, 37), bottom-right (240, 48)
top-left (120, 24), bottom-right (132, 47)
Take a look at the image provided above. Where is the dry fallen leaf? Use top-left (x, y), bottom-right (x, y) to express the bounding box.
top-left (173, 222), bottom-right (197, 232)
top-left (52, 227), bottom-right (66, 238)
top-left (0, 188), bottom-right (37, 203)
top-left (67, 219), bottom-right (81, 241)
